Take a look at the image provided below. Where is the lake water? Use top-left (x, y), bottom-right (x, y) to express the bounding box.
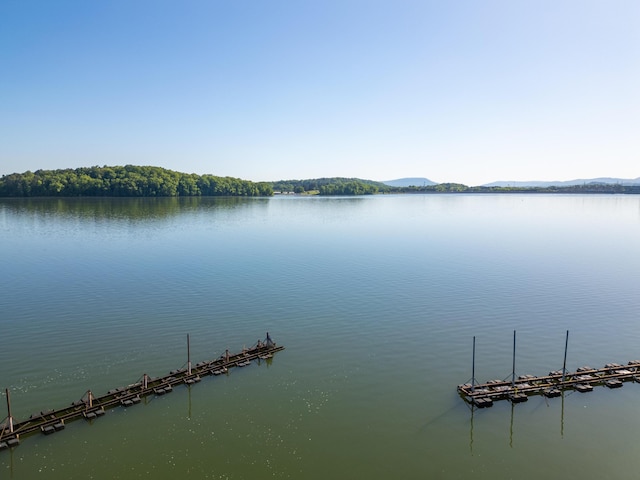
top-left (1, 194), bottom-right (639, 479)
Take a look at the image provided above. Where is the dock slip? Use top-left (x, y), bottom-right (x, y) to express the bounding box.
top-left (458, 331), bottom-right (640, 408)
top-left (0, 333), bottom-right (283, 451)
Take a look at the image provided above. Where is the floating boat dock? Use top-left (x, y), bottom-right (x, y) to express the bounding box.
top-left (0, 333), bottom-right (283, 450)
top-left (458, 330), bottom-right (640, 407)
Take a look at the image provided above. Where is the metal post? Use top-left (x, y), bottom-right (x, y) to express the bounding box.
top-left (471, 336), bottom-right (476, 392)
top-left (5, 388), bottom-right (14, 434)
top-left (187, 334), bottom-right (192, 375)
top-left (562, 330), bottom-right (569, 383)
top-left (88, 390), bottom-right (93, 409)
top-left (143, 374), bottom-right (148, 390)
top-left (511, 330), bottom-right (516, 386)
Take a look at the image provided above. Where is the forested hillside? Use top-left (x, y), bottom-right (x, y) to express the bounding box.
top-left (0, 166), bottom-right (274, 197)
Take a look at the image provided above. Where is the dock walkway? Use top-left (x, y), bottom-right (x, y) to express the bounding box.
top-left (1, 333), bottom-right (283, 450)
top-left (458, 361), bottom-right (640, 407)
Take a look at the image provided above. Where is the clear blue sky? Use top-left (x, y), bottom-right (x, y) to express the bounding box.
top-left (1, 0), bottom-right (638, 185)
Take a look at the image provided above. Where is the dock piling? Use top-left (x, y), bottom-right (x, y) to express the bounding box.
top-left (5, 389), bottom-right (14, 434)
top-left (562, 330), bottom-right (569, 383)
top-left (187, 334), bottom-right (192, 376)
top-left (511, 330), bottom-right (516, 387)
top-left (471, 336), bottom-right (476, 393)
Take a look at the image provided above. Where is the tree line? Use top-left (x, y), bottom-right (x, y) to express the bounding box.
top-left (273, 179), bottom-right (640, 195)
top-left (2, 166), bottom-right (638, 197)
top-left (0, 166), bottom-right (274, 197)
top-left (272, 178), bottom-right (390, 195)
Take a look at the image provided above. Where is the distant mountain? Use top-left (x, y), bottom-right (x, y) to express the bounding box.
top-left (382, 177), bottom-right (437, 187)
top-left (483, 177), bottom-right (640, 188)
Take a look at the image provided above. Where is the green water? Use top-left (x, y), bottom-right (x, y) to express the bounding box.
top-left (1, 195), bottom-right (639, 479)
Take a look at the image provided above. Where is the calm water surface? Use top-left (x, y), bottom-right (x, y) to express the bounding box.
top-left (1, 194), bottom-right (639, 479)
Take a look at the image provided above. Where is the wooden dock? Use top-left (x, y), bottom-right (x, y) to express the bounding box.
top-left (0, 333), bottom-right (283, 450)
top-left (458, 331), bottom-right (639, 408)
top-left (458, 361), bottom-right (640, 407)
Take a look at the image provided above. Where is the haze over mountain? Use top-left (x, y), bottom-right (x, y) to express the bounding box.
top-left (482, 177), bottom-right (640, 188)
top-left (383, 176), bottom-right (640, 188)
top-left (382, 178), bottom-right (437, 187)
